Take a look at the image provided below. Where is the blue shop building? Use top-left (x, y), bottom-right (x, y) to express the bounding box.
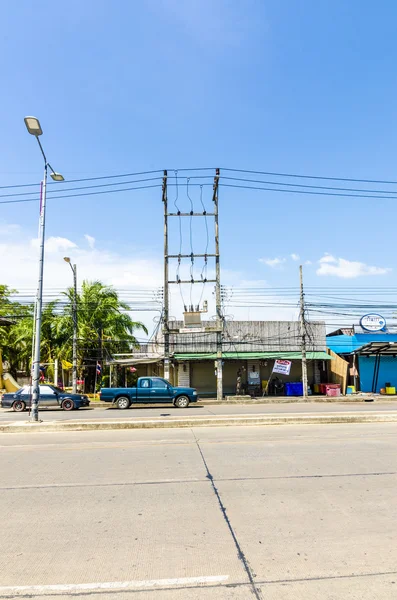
top-left (327, 315), bottom-right (397, 393)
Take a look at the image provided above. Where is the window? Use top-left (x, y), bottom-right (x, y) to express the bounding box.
top-left (140, 379), bottom-right (150, 388)
top-left (39, 385), bottom-right (56, 395)
top-left (151, 379), bottom-right (168, 389)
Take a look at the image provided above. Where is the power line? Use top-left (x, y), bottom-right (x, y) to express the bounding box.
top-left (220, 182), bottom-right (397, 200)
top-left (0, 169), bottom-right (164, 190)
top-left (0, 176), bottom-right (164, 199)
top-left (221, 175), bottom-right (397, 195)
top-left (0, 183), bottom-right (163, 205)
top-left (0, 174), bottom-right (216, 200)
top-left (221, 167), bottom-right (397, 185)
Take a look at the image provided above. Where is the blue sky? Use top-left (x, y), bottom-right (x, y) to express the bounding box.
top-left (1, 0), bottom-right (397, 329)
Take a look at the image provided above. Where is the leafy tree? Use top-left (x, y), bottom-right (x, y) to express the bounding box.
top-left (0, 281), bottom-right (146, 390)
top-left (0, 286), bottom-right (32, 377)
top-left (55, 280), bottom-right (147, 391)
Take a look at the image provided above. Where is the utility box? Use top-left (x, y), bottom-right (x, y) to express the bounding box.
top-left (183, 312), bottom-right (202, 328)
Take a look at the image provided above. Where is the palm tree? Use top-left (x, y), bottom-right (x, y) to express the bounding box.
top-left (5, 301), bottom-right (64, 380)
top-left (0, 286), bottom-right (34, 377)
top-left (55, 281), bottom-right (147, 391)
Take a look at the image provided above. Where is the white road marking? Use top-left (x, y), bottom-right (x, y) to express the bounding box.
top-left (0, 575), bottom-right (229, 595)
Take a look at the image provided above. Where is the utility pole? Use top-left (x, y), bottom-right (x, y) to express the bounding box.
top-left (299, 265), bottom-right (308, 398)
top-left (54, 358), bottom-right (58, 387)
top-left (163, 168), bottom-right (222, 400)
top-left (24, 116), bottom-right (64, 421)
top-left (72, 263), bottom-right (77, 393)
top-left (213, 168), bottom-right (223, 402)
top-left (64, 258), bottom-right (78, 393)
top-left (162, 170), bottom-right (170, 381)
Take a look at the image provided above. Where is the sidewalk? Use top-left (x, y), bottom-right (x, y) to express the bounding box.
top-left (2, 407), bottom-right (397, 433)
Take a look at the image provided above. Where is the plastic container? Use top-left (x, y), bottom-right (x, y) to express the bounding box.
top-left (313, 384), bottom-right (321, 394)
top-left (386, 387), bottom-right (396, 395)
top-left (346, 386), bottom-right (355, 394)
top-left (326, 387), bottom-right (341, 397)
top-left (285, 382), bottom-right (303, 396)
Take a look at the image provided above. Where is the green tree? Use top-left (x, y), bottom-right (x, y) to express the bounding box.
top-left (4, 300), bottom-right (64, 380)
top-left (55, 280), bottom-right (147, 391)
top-left (0, 286), bottom-right (33, 377)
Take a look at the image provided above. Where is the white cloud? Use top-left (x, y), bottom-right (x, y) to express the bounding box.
top-left (84, 234), bottom-right (95, 249)
top-left (319, 253), bottom-right (335, 264)
top-left (290, 253), bottom-right (300, 261)
top-left (31, 236), bottom-right (77, 253)
top-left (0, 223), bottom-right (299, 336)
top-left (259, 257), bottom-right (286, 268)
top-left (305, 260), bottom-right (312, 265)
top-left (0, 231), bottom-right (164, 335)
top-left (317, 254), bottom-right (391, 279)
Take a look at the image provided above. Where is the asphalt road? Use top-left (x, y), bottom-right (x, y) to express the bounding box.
top-left (0, 423), bottom-right (396, 598)
top-left (1, 400), bottom-right (397, 422)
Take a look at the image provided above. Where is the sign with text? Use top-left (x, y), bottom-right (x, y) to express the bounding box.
top-left (272, 359), bottom-right (292, 376)
top-left (360, 314), bottom-right (386, 332)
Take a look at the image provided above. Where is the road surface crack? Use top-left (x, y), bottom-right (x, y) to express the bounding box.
top-left (192, 429), bottom-right (263, 599)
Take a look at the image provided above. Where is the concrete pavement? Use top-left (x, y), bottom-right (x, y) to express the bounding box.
top-left (0, 423), bottom-right (396, 598)
top-left (2, 402), bottom-right (397, 433)
top-left (2, 400), bottom-right (397, 422)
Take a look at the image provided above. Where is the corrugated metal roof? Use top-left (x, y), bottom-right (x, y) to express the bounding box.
top-left (353, 342), bottom-right (397, 356)
top-left (165, 320), bottom-right (327, 354)
top-left (174, 351), bottom-right (332, 361)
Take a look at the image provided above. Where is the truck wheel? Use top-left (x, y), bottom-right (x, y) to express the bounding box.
top-left (13, 400), bottom-right (26, 412)
top-left (117, 396), bottom-right (130, 410)
top-left (61, 399), bottom-right (75, 411)
top-left (174, 395), bottom-right (190, 408)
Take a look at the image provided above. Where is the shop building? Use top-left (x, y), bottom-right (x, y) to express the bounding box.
top-left (107, 320), bottom-right (331, 397)
top-left (327, 320), bottom-right (397, 393)
top-left (149, 320), bottom-right (329, 397)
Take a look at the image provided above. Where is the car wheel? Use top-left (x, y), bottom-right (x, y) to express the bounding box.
top-left (13, 400), bottom-right (26, 412)
top-left (61, 399), bottom-right (75, 411)
top-left (174, 395), bottom-right (190, 408)
top-left (117, 396), bottom-right (130, 410)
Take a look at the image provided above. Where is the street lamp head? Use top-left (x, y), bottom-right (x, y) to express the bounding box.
top-left (24, 116), bottom-right (43, 136)
top-left (50, 172), bottom-right (64, 182)
top-left (63, 257), bottom-right (71, 263)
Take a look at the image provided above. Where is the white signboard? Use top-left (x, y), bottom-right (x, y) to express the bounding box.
top-left (248, 370), bottom-right (260, 384)
top-left (360, 314), bottom-right (386, 332)
top-left (272, 359), bottom-right (292, 376)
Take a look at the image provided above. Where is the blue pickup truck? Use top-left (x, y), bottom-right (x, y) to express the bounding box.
top-left (100, 376), bottom-right (198, 409)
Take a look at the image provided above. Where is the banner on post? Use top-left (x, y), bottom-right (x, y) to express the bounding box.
top-left (272, 359), bottom-right (292, 376)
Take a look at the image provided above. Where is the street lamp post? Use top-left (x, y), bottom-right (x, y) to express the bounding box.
top-left (64, 257), bottom-right (77, 393)
top-left (24, 117), bottom-right (64, 422)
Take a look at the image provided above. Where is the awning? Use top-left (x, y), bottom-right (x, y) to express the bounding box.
top-left (352, 342), bottom-right (397, 356)
top-left (174, 351), bottom-right (332, 361)
top-left (106, 356), bottom-right (164, 366)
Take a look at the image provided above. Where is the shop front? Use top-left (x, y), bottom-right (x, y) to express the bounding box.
top-left (174, 351), bottom-right (331, 398)
top-left (352, 342), bottom-right (397, 394)
top-left (327, 321), bottom-right (397, 393)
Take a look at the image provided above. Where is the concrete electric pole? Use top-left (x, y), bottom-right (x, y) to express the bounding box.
top-left (64, 258), bottom-right (78, 393)
top-left (163, 168), bottom-right (223, 401)
top-left (299, 264), bottom-right (308, 398)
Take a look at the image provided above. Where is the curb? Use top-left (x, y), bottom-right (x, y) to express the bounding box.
top-left (88, 397), bottom-right (378, 408)
top-left (1, 412), bottom-right (397, 433)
